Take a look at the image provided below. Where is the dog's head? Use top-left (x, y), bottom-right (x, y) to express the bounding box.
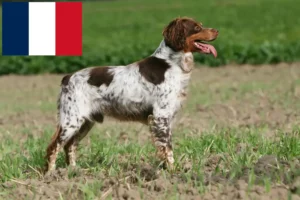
top-left (163, 17), bottom-right (219, 57)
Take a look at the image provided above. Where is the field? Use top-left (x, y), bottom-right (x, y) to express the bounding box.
top-left (1, 0), bottom-right (300, 74)
top-left (1, 63), bottom-right (300, 199)
top-left (1, 0), bottom-right (300, 199)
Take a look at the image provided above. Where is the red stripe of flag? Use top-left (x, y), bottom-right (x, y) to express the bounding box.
top-left (55, 2), bottom-right (82, 56)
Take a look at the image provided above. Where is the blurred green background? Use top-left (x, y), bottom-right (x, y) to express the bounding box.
top-left (0, 0), bottom-right (300, 75)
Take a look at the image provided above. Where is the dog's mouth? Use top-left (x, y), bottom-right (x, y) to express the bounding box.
top-left (194, 41), bottom-right (217, 58)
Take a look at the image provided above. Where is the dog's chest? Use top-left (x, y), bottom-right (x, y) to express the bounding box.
top-left (180, 52), bottom-right (194, 73)
top-left (178, 53), bottom-right (194, 99)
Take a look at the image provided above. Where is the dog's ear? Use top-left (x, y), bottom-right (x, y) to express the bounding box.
top-left (162, 18), bottom-right (186, 51)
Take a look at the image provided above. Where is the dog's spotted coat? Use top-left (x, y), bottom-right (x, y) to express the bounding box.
top-left (45, 17), bottom-right (218, 172)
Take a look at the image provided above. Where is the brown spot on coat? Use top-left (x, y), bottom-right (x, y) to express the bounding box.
top-left (61, 74), bottom-right (72, 86)
top-left (87, 67), bottom-right (114, 87)
top-left (138, 56), bottom-right (170, 85)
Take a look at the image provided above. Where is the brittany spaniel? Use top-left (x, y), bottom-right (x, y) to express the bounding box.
top-left (45, 17), bottom-right (219, 172)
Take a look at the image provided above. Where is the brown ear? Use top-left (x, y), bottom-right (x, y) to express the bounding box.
top-left (162, 18), bottom-right (186, 51)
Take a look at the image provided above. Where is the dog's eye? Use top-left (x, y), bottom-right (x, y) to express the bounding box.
top-left (195, 26), bottom-right (202, 31)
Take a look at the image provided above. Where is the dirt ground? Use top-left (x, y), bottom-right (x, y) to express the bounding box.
top-left (1, 63), bottom-right (300, 200)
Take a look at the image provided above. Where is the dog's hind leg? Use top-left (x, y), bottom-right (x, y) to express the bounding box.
top-left (63, 120), bottom-right (94, 167)
top-left (45, 75), bottom-right (90, 172)
top-left (45, 125), bottom-right (63, 172)
top-left (45, 116), bottom-right (88, 172)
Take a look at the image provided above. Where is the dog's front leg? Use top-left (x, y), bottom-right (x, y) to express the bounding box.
top-left (148, 115), bottom-right (174, 168)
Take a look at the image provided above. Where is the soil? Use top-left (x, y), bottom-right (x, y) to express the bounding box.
top-left (1, 63), bottom-right (300, 199)
top-left (2, 156), bottom-right (300, 200)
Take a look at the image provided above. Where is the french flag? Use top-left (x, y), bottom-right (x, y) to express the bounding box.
top-left (2, 2), bottom-right (82, 56)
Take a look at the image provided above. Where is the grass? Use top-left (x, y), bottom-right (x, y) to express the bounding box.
top-left (1, 66), bottom-right (300, 199)
top-left (0, 126), bottom-right (299, 196)
top-left (0, 0), bottom-right (300, 74)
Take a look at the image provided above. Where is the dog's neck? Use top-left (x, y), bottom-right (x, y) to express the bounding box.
top-left (152, 40), bottom-right (185, 65)
top-left (152, 40), bottom-right (194, 73)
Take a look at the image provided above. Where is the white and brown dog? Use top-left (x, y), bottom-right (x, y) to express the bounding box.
top-left (45, 17), bottom-right (218, 172)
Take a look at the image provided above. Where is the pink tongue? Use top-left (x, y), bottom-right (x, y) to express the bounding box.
top-left (196, 42), bottom-right (217, 58)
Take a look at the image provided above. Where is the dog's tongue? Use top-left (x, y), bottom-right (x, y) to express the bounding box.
top-left (195, 42), bottom-right (217, 58)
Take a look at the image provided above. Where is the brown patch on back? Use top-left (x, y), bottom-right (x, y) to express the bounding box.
top-left (87, 67), bottom-right (114, 87)
top-left (61, 74), bottom-right (72, 86)
top-left (138, 56), bottom-right (170, 85)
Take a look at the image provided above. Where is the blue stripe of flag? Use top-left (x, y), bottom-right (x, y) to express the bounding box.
top-left (2, 2), bottom-right (29, 56)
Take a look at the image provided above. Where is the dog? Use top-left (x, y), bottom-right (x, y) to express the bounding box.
top-left (45, 17), bottom-right (218, 172)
